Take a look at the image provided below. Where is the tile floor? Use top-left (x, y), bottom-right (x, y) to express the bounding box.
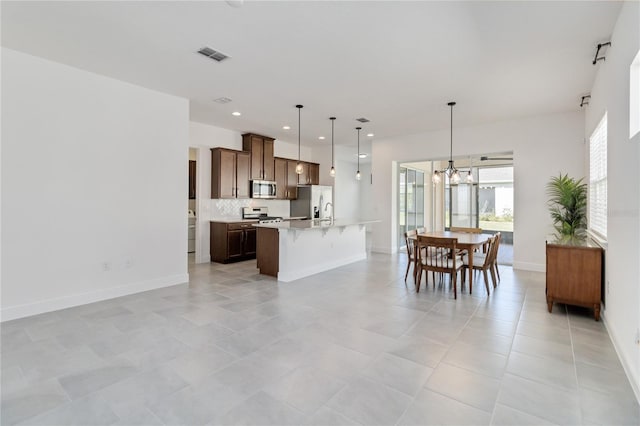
top-left (1, 254), bottom-right (639, 425)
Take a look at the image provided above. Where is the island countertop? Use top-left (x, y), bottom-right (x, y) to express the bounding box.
top-left (253, 218), bottom-right (379, 230)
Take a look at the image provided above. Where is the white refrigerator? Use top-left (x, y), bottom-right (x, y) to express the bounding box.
top-left (290, 185), bottom-right (333, 219)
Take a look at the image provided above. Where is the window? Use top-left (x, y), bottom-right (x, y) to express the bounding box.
top-left (589, 113), bottom-right (607, 239)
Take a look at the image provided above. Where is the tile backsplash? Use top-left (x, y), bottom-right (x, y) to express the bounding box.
top-left (199, 198), bottom-right (291, 220)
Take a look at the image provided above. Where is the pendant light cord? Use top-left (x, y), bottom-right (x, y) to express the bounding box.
top-left (356, 127), bottom-right (361, 171)
top-left (450, 103), bottom-right (453, 161)
top-left (297, 105), bottom-right (302, 162)
top-left (329, 117), bottom-right (336, 167)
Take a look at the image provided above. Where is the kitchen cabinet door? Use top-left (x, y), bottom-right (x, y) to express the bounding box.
top-left (263, 139), bottom-right (274, 181)
top-left (236, 152), bottom-right (251, 198)
top-left (227, 230), bottom-right (244, 259)
top-left (309, 163), bottom-right (320, 185)
top-left (286, 160), bottom-right (298, 199)
top-left (212, 148), bottom-right (236, 199)
top-left (274, 158), bottom-right (287, 199)
top-left (244, 229), bottom-right (257, 256)
top-left (248, 135), bottom-right (263, 180)
top-left (297, 162), bottom-right (309, 185)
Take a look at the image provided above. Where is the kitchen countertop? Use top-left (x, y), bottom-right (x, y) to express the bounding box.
top-left (210, 218), bottom-right (259, 223)
top-left (253, 218), bottom-right (379, 230)
top-left (210, 216), bottom-right (308, 223)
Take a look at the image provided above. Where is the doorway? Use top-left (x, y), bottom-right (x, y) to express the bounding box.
top-left (188, 147), bottom-right (197, 264)
top-left (398, 154), bottom-right (513, 265)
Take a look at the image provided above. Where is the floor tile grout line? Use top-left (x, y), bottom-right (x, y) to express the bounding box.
top-left (567, 305), bottom-right (585, 425)
top-left (488, 283), bottom-right (525, 426)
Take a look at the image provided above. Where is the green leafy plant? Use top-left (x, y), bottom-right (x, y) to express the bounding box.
top-left (546, 174), bottom-right (587, 238)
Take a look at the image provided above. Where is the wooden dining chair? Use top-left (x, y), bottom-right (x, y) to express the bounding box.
top-left (415, 236), bottom-right (463, 299)
top-left (416, 227), bottom-right (426, 234)
top-left (404, 229), bottom-right (418, 281)
top-left (461, 235), bottom-right (497, 295)
top-left (491, 232), bottom-right (502, 284)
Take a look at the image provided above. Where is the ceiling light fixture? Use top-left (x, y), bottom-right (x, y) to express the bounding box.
top-left (319, 136), bottom-right (325, 140)
top-left (283, 125), bottom-right (290, 130)
top-left (232, 111), bottom-right (241, 116)
top-left (359, 153), bottom-right (368, 159)
top-left (330, 117), bottom-right (336, 178)
top-left (296, 105), bottom-right (303, 174)
top-left (356, 127), bottom-right (362, 181)
top-left (432, 101), bottom-right (472, 184)
top-left (367, 133), bottom-right (374, 137)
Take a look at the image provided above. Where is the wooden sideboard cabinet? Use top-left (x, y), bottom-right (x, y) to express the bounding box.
top-left (546, 237), bottom-right (604, 321)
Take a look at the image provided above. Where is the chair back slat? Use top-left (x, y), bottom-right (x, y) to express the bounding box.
top-left (404, 229), bottom-right (418, 259)
top-left (416, 235), bottom-right (459, 272)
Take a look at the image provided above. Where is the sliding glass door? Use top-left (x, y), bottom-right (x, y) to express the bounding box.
top-left (445, 171), bottom-right (479, 229)
top-left (398, 167), bottom-right (424, 246)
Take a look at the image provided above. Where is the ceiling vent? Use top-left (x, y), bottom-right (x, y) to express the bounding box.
top-left (356, 117), bottom-right (370, 123)
top-left (197, 47), bottom-right (230, 62)
top-left (213, 97), bottom-right (232, 104)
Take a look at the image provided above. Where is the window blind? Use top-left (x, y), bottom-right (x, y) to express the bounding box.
top-left (589, 113), bottom-right (607, 239)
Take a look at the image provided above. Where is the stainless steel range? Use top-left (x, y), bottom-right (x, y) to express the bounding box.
top-left (242, 207), bottom-right (283, 224)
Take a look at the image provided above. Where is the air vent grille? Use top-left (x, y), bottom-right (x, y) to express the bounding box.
top-left (197, 47), bottom-right (230, 62)
top-left (213, 97), bottom-right (232, 104)
top-left (356, 117), bottom-right (370, 123)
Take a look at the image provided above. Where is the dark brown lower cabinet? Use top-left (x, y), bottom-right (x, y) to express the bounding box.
top-left (210, 221), bottom-right (257, 263)
top-left (546, 238), bottom-right (604, 321)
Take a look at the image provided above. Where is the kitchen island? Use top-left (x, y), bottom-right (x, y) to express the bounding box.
top-left (254, 219), bottom-right (378, 282)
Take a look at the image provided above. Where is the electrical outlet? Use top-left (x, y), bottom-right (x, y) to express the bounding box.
top-left (102, 262), bottom-right (111, 272)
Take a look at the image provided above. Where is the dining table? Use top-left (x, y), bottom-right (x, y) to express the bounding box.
top-left (409, 231), bottom-right (493, 295)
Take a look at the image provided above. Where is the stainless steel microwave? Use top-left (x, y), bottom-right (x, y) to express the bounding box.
top-left (251, 180), bottom-right (277, 199)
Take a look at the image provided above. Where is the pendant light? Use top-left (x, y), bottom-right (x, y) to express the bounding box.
top-left (432, 101), bottom-right (472, 184)
top-left (329, 117), bottom-right (336, 178)
top-left (295, 105), bottom-right (304, 174)
top-left (356, 127), bottom-right (362, 181)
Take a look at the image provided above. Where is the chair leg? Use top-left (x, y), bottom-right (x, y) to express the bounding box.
top-left (452, 272), bottom-right (457, 299)
top-left (482, 269), bottom-right (490, 296)
top-left (490, 266), bottom-right (498, 288)
top-left (415, 268), bottom-right (422, 292)
top-left (432, 272), bottom-right (436, 289)
top-left (494, 261), bottom-right (501, 282)
top-left (404, 260), bottom-right (411, 281)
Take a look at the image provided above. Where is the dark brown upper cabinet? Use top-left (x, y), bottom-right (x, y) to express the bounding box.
top-left (242, 133), bottom-right (275, 181)
top-left (188, 160), bottom-right (196, 199)
top-left (211, 148), bottom-right (250, 199)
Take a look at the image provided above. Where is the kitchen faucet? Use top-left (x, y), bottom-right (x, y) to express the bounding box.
top-left (324, 202), bottom-right (333, 221)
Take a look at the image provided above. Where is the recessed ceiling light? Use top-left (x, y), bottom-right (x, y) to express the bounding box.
top-left (367, 133), bottom-right (374, 137)
top-left (213, 97), bottom-right (232, 104)
top-left (283, 126), bottom-right (290, 130)
top-left (232, 111), bottom-right (241, 116)
top-left (359, 153), bottom-right (368, 158)
top-left (318, 136), bottom-right (325, 140)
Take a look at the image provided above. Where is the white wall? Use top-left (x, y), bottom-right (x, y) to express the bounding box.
top-left (371, 111), bottom-right (585, 267)
top-left (1, 48), bottom-right (189, 321)
top-left (188, 121), bottom-right (314, 263)
top-left (585, 1), bottom-right (640, 400)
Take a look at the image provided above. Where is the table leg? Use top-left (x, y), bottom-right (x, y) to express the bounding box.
top-left (468, 249), bottom-right (473, 294)
top-left (413, 243), bottom-right (419, 284)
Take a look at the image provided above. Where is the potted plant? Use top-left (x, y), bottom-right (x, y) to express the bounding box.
top-left (546, 173), bottom-right (587, 240)
top-left (545, 173), bottom-right (602, 321)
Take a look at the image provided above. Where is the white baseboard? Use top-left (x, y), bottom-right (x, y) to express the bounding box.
top-left (601, 310), bottom-right (640, 404)
top-left (512, 261), bottom-right (545, 272)
top-left (278, 253), bottom-right (367, 282)
top-left (371, 246), bottom-right (397, 254)
top-left (1, 273), bottom-right (189, 322)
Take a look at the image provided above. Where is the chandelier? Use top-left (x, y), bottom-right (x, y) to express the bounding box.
top-left (432, 101), bottom-right (473, 184)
